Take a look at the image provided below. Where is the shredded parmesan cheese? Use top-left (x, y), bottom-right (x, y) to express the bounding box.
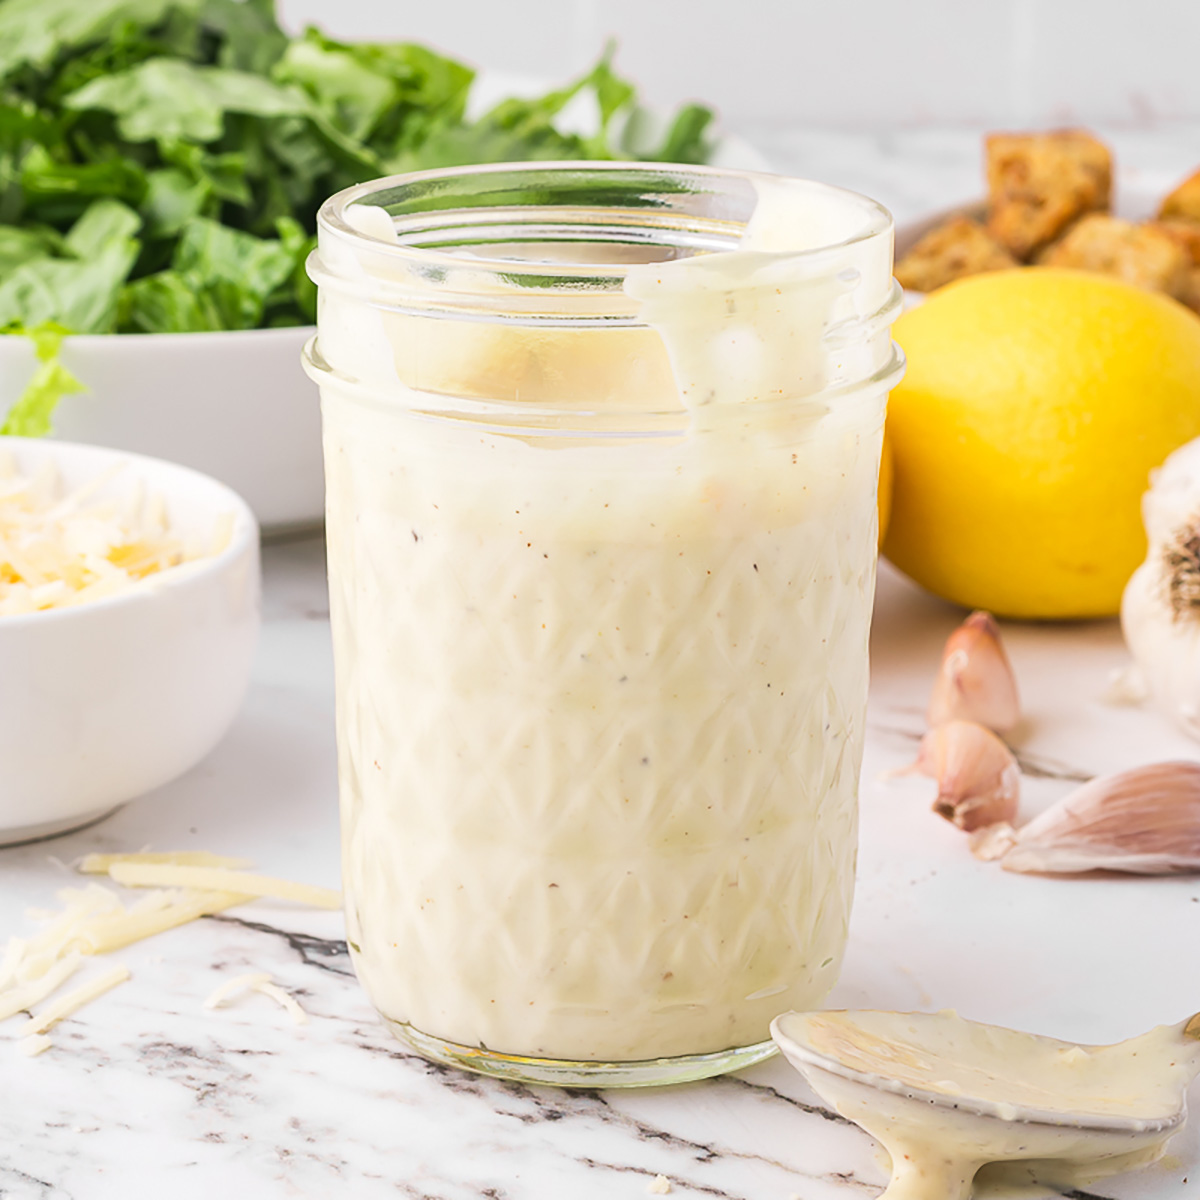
top-left (204, 972), bottom-right (271, 1009)
top-left (18, 1034), bottom-right (52, 1057)
top-left (22, 884), bottom-right (121, 962)
top-left (0, 952), bottom-right (81, 1023)
top-left (79, 851), bottom-right (254, 875)
top-left (105, 863), bottom-right (342, 910)
top-left (253, 980), bottom-right (308, 1026)
top-left (0, 849), bottom-right (337, 1055)
top-left (73, 890), bottom-right (249, 955)
top-left (205, 972), bottom-right (308, 1025)
top-left (0, 937), bottom-right (26, 992)
top-left (648, 1175), bottom-right (673, 1195)
top-left (21, 964), bottom-right (130, 1036)
top-left (0, 454), bottom-right (232, 616)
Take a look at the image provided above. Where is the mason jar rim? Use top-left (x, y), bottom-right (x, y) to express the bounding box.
top-left (314, 160), bottom-right (894, 285)
top-left (305, 161), bottom-right (903, 433)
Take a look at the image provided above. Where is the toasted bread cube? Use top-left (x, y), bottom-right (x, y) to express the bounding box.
top-left (1152, 217), bottom-right (1200, 265)
top-left (986, 130), bottom-right (1112, 259)
top-left (1159, 170), bottom-right (1200, 222)
top-left (894, 217), bottom-right (1018, 292)
top-left (1039, 214), bottom-right (1188, 296)
top-left (1177, 267), bottom-right (1200, 315)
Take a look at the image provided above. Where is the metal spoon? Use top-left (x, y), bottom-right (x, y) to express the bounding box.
top-left (771, 1009), bottom-right (1200, 1200)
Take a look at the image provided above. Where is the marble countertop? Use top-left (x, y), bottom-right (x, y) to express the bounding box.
top-left (5, 131), bottom-right (1200, 1199)
top-left (4, 540), bottom-right (1199, 1200)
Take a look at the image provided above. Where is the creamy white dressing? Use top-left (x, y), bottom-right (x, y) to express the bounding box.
top-left (308, 172), bottom-right (900, 1067)
top-left (773, 1009), bottom-right (1200, 1200)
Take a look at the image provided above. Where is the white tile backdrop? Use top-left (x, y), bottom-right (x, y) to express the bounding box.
top-left (277, 0), bottom-right (1200, 130)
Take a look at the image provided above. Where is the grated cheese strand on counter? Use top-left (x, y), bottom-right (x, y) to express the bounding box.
top-left (0, 952), bottom-right (81, 1023)
top-left (0, 937), bottom-right (26, 993)
top-left (253, 981), bottom-right (309, 1026)
top-left (2, 850), bottom-right (337, 1056)
top-left (204, 972), bottom-right (271, 1009)
top-left (20, 964), bottom-right (131, 1036)
top-left (73, 890), bottom-right (250, 955)
top-left (0, 454), bottom-right (233, 616)
top-left (18, 1034), bottom-right (52, 1057)
top-left (204, 972), bottom-right (308, 1026)
top-left (21, 884), bottom-right (122, 964)
top-left (79, 851), bottom-right (254, 875)
top-left (105, 863), bottom-right (342, 910)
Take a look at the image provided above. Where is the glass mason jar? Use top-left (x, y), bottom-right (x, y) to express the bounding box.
top-left (303, 163), bottom-right (903, 1087)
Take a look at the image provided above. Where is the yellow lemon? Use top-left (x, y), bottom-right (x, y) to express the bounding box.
top-left (877, 431), bottom-right (893, 549)
top-left (883, 269), bottom-right (1200, 618)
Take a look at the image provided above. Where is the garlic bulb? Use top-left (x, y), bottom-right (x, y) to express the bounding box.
top-left (927, 611), bottom-right (1020, 733)
top-left (1122, 438), bottom-right (1200, 740)
top-left (997, 760), bottom-right (1200, 875)
top-left (912, 720), bottom-right (1020, 832)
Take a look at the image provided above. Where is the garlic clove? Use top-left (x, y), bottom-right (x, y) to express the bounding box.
top-left (914, 719), bottom-right (1020, 833)
top-left (927, 611), bottom-right (1021, 733)
top-left (969, 822), bottom-right (1018, 861)
top-left (999, 760), bottom-right (1200, 875)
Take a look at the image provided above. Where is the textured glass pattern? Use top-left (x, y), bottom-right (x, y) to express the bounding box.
top-left (325, 392), bottom-right (882, 1063)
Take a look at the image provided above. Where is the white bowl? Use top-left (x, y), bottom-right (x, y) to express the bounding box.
top-left (0, 437), bottom-right (261, 845)
top-left (0, 327), bottom-right (321, 534)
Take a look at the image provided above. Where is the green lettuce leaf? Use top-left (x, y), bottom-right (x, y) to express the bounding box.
top-left (157, 140), bottom-right (252, 206)
top-left (119, 215), bottom-right (304, 332)
top-left (271, 214), bottom-right (317, 324)
top-left (0, 224), bottom-right (64, 272)
top-left (62, 58), bottom-right (314, 142)
top-left (273, 32), bottom-right (399, 143)
top-left (141, 166), bottom-right (211, 237)
top-left (19, 144), bottom-right (149, 217)
top-left (0, 322), bottom-right (85, 437)
top-left (0, 199), bottom-right (141, 333)
top-left (203, 0), bottom-right (288, 75)
top-left (0, 0), bottom-right (200, 80)
top-left (642, 103), bottom-right (715, 165)
top-left (274, 29), bottom-right (473, 150)
top-left (117, 270), bottom-right (224, 333)
top-left (64, 196), bottom-right (142, 257)
top-left (389, 50), bottom-right (645, 172)
top-left (175, 216), bottom-right (294, 295)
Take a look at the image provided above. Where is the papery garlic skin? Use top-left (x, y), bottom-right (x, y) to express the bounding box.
top-left (1122, 438), bottom-right (1200, 741)
top-left (927, 611), bottom-right (1021, 733)
top-left (1000, 760), bottom-right (1200, 875)
top-left (914, 719), bottom-right (1020, 832)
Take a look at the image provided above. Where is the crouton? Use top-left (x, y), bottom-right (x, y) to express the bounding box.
top-left (1177, 267), bottom-right (1200, 316)
top-left (894, 217), bottom-right (1018, 292)
top-left (1039, 214), bottom-right (1188, 297)
top-left (1152, 217), bottom-right (1200, 265)
top-left (986, 130), bottom-right (1112, 259)
top-left (1159, 169), bottom-right (1200, 223)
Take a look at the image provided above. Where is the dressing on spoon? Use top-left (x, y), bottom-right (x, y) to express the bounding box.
top-left (771, 1008), bottom-right (1200, 1200)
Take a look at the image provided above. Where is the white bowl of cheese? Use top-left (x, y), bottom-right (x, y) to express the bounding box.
top-left (0, 437), bottom-right (260, 845)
